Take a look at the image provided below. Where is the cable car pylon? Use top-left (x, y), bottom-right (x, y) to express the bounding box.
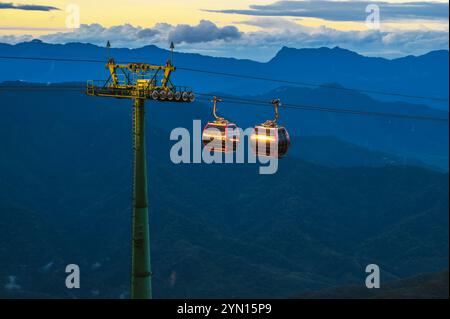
top-left (131, 97), bottom-right (151, 299)
top-left (86, 42), bottom-right (195, 299)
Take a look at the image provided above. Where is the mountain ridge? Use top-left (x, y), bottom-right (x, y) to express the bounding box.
top-left (1, 81), bottom-right (447, 170)
top-left (2, 40), bottom-right (449, 62)
top-left (0, 41), bottom-right (448, 108)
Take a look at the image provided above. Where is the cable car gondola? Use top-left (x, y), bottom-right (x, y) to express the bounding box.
top-left (250, 99), bottom-right (291, 158)
top-left (202, 97), bottom-right (240, 153)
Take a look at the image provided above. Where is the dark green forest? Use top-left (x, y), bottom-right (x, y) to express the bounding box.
top-left (0, 86), bottom-right (448, 298)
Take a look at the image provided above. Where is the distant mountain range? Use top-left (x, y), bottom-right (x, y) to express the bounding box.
top-left (231, 85), bottom-right (449, 170)
top-left (2, 82), bottom-right (446, 170)
top-left (0, 40), bottom-right (448, 109)
top-left (2, 41), bottom-right (448, 170)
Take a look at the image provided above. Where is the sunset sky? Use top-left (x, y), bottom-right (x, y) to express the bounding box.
top-left (0, 0), bottom-right (448, 60)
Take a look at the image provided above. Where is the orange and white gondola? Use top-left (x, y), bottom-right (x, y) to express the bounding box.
top-left (202, 97), bottom-right (240, 153)
top-left (250, 99), bottom-right (291, 158)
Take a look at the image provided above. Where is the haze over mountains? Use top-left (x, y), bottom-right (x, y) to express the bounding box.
top-left (0, 41), bottom-right (448, 169)
top-left (0, 40), bottom-right (448, 109)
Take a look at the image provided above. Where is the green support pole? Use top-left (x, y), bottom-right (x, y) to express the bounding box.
top-left (131, 98), bottom-right (152, 299)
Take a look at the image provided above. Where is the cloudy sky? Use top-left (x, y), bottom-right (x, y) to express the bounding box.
top-left (0, 0), bottom-right (448, 60)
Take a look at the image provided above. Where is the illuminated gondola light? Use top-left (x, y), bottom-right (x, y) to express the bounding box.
top-left (202, 97), bottom-right (241, 153)
top-left (250, 99), bottom-right (291, 158)
top-left (250, 135), bottom-right (276, 142)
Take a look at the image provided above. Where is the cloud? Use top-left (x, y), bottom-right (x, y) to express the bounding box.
top-left (1, 19), bottom-right (447, 61)
top-left (168, 20), bottom-right (242, 44)
top-left (91, 290), bottom-right (100, 296)
top-left (4, 276), bottom-right (21, 291)
top-left (0, 2), bottom-right (59, 11)
top-left (0, 34), bottom-right (33, 44)
top-left (241, 24), bottom-right (449, 59)
top-left (119, 292), bottom-right (128, 299)
top-left (91, 262), bottom-right (102, 270)
top-left (207, 0), bottom-right (449, 22)
top-left (38, 20), bottom-right (241, 48)
top-left (137, 28), bottom-right (160, 39)
top-left (166, 22), bottom-right (449, 60)
top-left (41, 261), bottom-right (54, 273)
top-left (239, 17), bottom-right (311, 31)
top-left (39, 23), bottom-right (165, 48)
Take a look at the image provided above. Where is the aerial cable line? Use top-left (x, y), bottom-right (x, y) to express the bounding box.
top-left (178, 67), bottom-right (449, 103)
top-left (196, 94), bottom-right (449, 123)
top-left (0, 55), bottom-right (448, 103)
top-left (0, 85), bottom-right (448, 123)
top-left (0, 55), bottom-right (104, 64)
